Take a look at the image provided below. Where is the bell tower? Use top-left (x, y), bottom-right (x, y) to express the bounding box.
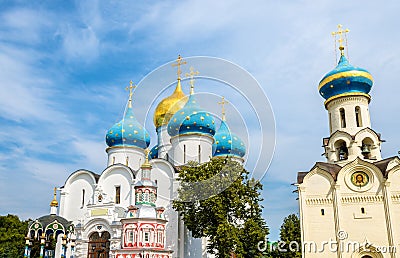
top-left (319, 25), bottom-right (382, 164)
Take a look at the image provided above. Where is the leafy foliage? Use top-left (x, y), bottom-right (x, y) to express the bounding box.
top-left (278, 214), bottom-right (301, 257)
top-left (173, 158), bottom-right (269, 258)
top-left (0, 214), bottom-right (28, 258)
top-left (266, 214), bottom-right (301, 258)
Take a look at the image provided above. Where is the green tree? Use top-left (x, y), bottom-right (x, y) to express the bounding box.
top-left (276, 214), bottom-right (302, 258)
top-left (0, 214), bottom-right (29, 258)
top-left (173, 158), bottom-right (269, 258)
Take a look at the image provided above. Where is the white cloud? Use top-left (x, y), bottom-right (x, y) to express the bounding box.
top-left (58, 25), bottom-right (100, 62)
top-left (1, 8), bottom-right (51, 44)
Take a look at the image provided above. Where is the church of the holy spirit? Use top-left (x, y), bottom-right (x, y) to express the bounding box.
top-left (24, 25), bottom-right (400, 258)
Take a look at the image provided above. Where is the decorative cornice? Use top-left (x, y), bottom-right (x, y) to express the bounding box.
top-left (341, 195), bottom-right (383, 204)
top-left (325, 92), bottom-right (371, 108)
top-left (305, 197), bottom-right (333, 205)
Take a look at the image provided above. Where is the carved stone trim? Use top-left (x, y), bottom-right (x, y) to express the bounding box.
top-left (341, 195), bottom-right (383, 203)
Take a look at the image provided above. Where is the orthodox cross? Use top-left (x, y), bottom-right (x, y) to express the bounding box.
top-left (125, 80), bottom-right (137, 107)
top-left (218, 96), bottom-right (229, 121)
top-left (172, 55), bottom-right (187, 79)
top-left (332, 24), bottom-right (350, 56)
top-left (185, 66), bottom-right (200, 94)
top-left (53, 187), bottom-right (57, 199)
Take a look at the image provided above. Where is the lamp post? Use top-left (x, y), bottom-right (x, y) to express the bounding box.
top-left (28, 239), bottom-right (33, 258)
top-left (24, 237), bottom-right (30, 257)
top-left (70, 237), bottom-right (76, 258)
top-left (61, 234), bottom-right (67, 258)
top-left (39, 234), bottom-right (46, 258)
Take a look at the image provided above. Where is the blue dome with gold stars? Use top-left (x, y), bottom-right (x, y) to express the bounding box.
top-left (167, 93), bottom-right (216, 137)
top-left (319, 54), bottom-right (373, 103)
top-left (213, 120), bottom-right (246, 158)
top-left (106, 103), bottom-right (150, 149)
top-left (148, 145), bottom-right (158, 160)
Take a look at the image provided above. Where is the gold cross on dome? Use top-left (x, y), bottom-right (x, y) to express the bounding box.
top-left (172, 55), bottom-right (187, 79)
top-left (218, 96), bottom-right (229, 121)
top-left (125, 80), bottom-right (137, 100)
top-left (332, 24), bottom-right (350, 55)
top-left (185, 66), bottom-right (200, 94)
top-left (125, 80), bottom-right (137, 107)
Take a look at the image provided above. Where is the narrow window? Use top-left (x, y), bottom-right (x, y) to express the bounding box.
top-left (340, 108), bottom-right (346, 128)
top-left (129, 231), bottom-right (133, 243)
top-left (112, 156), bottom-right (115, 165)
top-left (361, 207), bottom-right (365, 214)
top-left (321, 209), bottom-right (325, 216)
top-left (115, 186), bottom-right (121, 204)
top-left (355, 106), bottom-right (362, 127)
top-left (183, 144), bottom-right (186, 164)
top-left (165, 153), bottom-right (169, 161)
top-left (144, 232), bottom-right (149, 242)
top-left (198, 145), bottom-right (201, 163)
top-left (81, 189), bottom-right (85, 208)
top-left (329, 112), bottom-right (332, 132)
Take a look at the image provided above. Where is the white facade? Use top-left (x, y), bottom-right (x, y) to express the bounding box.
top-left (297, 37), bottom-right (399, 257)
top-left (57, 74), bottom-right (244, 257)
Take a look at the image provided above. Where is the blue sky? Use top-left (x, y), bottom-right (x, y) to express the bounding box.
top-left (1, 0), bottom-right (400, 240)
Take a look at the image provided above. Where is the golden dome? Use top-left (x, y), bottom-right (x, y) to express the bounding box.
top-left (153, 79), bottom-right (188, 127)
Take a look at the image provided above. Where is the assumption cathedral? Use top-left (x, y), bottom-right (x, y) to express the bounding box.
top-left (25, 56), bottom-right (247, 258)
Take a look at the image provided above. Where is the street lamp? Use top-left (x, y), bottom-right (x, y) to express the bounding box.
top-left (61, 234), bottom-right (67, 258)
top-left (24, 237), bottom-right (31, 258)
top-left (39, 234), bottom-right (46, 258)
top-left (70, 236), bottom-right (76, 258)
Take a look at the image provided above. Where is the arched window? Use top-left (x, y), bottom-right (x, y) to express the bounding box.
top-left (339, 108), bottom-right (346, 128)
top-left (335, 140), bottom-right (348, 161)
top-left (183, 144), bottom-right (186, 164)
top-left (361, 138), bottom-right (373, 159)
top-left (129, 230), bottom-right (134, 243)
top-left (81, 189), bottom-right (85, 208)
top-left (198, 145), bottom-right (201, 163)
top-left (115, 186), bottom-right (121, 204)
top-left (355, 106), bottom-right (362, 127)
top-left (144, 232), bottom-right (150, 242)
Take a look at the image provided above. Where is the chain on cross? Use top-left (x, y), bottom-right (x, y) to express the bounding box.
top-left (332, 24), bottom-right (350, 56)
top-left (218, 96), bottom-right (229, 121)
top-left (185, 66), bottom-right (200, 94)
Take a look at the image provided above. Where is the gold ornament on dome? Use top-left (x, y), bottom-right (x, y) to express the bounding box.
top-left (153, 55), bottom-right (189, 127)
top-left (50, 187), bottom-right (58, 207)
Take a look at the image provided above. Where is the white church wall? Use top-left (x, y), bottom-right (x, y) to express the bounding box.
top-left (106, 146), bottom-right (145, 171)
top-left (98, 166), bottom-right (135, 207)
top-left (170, 134), bottom-right (213, 166)
top-left (61, 171), bottom-right (96, 221)
top-left (301, 170), bottom-right (336, 257)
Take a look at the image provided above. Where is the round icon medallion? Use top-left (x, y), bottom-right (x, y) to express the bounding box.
top-left (351, 171), bottom-right (369, 187)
